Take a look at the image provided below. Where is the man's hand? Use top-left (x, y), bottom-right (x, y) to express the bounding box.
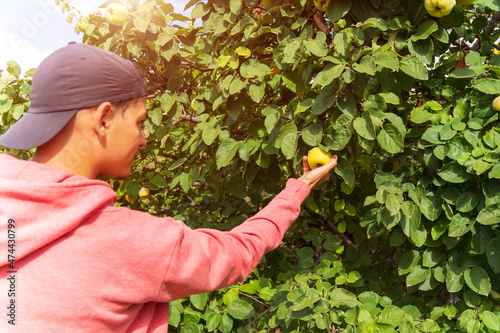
top-left (298, 155), bottom-right (338, 189)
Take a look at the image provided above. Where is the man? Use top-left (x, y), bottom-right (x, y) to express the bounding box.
top-left (0, 43), bottom-right (337, 332)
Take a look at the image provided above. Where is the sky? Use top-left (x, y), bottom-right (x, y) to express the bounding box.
top-left (0, 0), bottom-right (189, 75)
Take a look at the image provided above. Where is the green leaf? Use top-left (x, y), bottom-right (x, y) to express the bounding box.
top-left (263, 105), bottom-right (280, 133)
top-left (160, 92), bottom-right (177, 113)
top-left (440, 123), bottom-right (457, 141)
top-left (446, 263), bottom-right (465, 293)
top-left (353, 113), bottom-right (376, 140)
top-left (191, 2), bottom-right (210, 18)
top-left (377, 123), bottom-right (404, 154)
top-left (150, 175), bottom-right (167, 188)
top-left (202, 125), bottom-right (219, 146)
top-left (291, 287), bottom-right (321, 311)
top-left (282, 38), bottom-right (302, 64)
top-left (227, 299), bottom-right (255, 319)
top-left (450, 68), bottom-right (475, 78)
top-left (168, 301), bottom-right (183, 327)
top-left (249, 84), bottom-right (265, 103)
top-left (312, 87), bottom-right (336, 115)
top-left (374, 50), bottom-right (399, 71)
top-left (379, 305), bottom-right (406, 326)
top-left (335, 157), bottom-right (355, 188)
top-left (379, 92), bottom-right (400, 105)
top-left (217, 55), bottom-right (232, 68)
top-left (295, 98), bottom-right (314, 115)
top-left (407, 265), bottom-right (430, 287)
top-left (353, 56), bottom-right (376, 75)
top-left (329, 288), bottom-right (357, 306)
top-left (189, 292), bottom-right (209, 310)
top-left (422, 248), bottom-right (443, 268)
top-left (229, 0), bottom-right (242, 15)
top-left (133, 11), bottom-right (151, 33)
top-left (483, 128), bottom-right (500, 149)
top-left (303, 32), bottom-right (328, 57)
top-left (464, 267), bottom-right (491, 296)
top-left (240, 60), bottom-right (271, 79)
top-left (0, 99), bottom-right (13, 114)
top-left (229, 78), bottom-right (246, 95)
top-left (456, 191), bottom-right (480, 213)
top-left (420, 192), bottom-right (442, 221)
top-left (6, 60), bottom-right (21, 79)
top-left (206, 312), bottom-right (222, 331)
top-left (337, 94), bottom-right (358, 117)
top-left (326, 0), bottom-right (351, 22)
top-left (282, 70), bottom-right (305, 93)
top-left (438, 162), bottom-right (472, 183)
top-left (474, 78), bottom-right (500, 94)
top-left (222, 288), bottom-right (239, 306)
top-left (410, 21), bottom-right (439, 42)
top-left (183, 321), bottom-right (200, 333)
top-left (489, 162), bottom-right (500, 179)
top-left (400, 201), bottom-right (421, 237)
top-left (313, 64), bottom-right (344, 87)
top-left (398, 249), bottom-right (420, 275)
top-left (235, 46), bottom-right (251, 58)
top-left (480, 311), bottom-right (500, 331)
top-left (410, 107), bottom-right (433, 124)
top-left (477, 202), bottom-right (500, 225)
top-left (168, 158), bottom-right (187, 170)
top-left (386, 194), bottom-right (401, 216)
top-left (157, 27), bottom-right (175, 46)
top-left (216, 138), bottom-right (239, 169)
top-left (302, 124), bottom-right (323, 146)
top-left (281, 132), bottom-right (298, 160)
top-left (487, 237), bottom-right (500, 273)
top-left (358, 291), bottom-right (380, 307)
top-left (148, 108), bottom-right (162, 126)
top-left (385, 113), bottom-right (406, 137)
top-left (218, 313), bottom-right (233, 333)
top-left (400, 57), bottom-right (428, 80)
top-left (448, 212), bottom-right (474, 237)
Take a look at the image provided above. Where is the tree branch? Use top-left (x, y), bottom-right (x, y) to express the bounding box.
top-left (282, 245), bottom-right (301, 262)
top-left (171, 113), bottom-right (202, 125)
top-left (471, 11), bottom-right (500, 51)
top-left (304, 207), bottom-right (358, 250)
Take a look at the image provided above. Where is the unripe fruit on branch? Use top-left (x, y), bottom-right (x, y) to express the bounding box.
top-left (139, 187), bottom-right (150, 198)
top-left (424, 0), bottom-right (456, 18)
top-left (314, 0), bottom-right (330, 11)
top-left (105, 3), bottom-right (128, 26)
top-left (493, 96), bottom-right (500, 112)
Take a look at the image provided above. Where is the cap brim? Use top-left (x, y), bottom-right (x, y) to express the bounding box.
top-left (0, 109), bottom-right (78, 150)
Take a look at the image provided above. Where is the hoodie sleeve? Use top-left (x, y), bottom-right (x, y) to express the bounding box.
top-left (155, 178), bottom-right (310, 302)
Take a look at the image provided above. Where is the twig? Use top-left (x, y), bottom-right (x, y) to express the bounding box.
top-left (171, 113), bottom-right (202, 125)
top-left (471, 11), bottom-right (500, 51)
top-left (304, 207), bottom-right (358, 250)
top-left (282, 245), bottom-right (301, 262)
top-left (246, 307), bottom-right (271, 329)
top-left (239, 291), bottom-right (269, 306)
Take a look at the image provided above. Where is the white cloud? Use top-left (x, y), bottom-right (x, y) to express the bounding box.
top-left (0, 32), bottom-right (54, 73)
top-left (0, 0), bottom-right (193, 75)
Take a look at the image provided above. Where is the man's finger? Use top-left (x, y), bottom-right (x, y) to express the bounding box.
top-left (302, 156), bottom-right (311, 173)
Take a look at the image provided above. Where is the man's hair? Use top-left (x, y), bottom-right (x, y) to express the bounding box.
top-left (111, 97), bottom-right (142, 115)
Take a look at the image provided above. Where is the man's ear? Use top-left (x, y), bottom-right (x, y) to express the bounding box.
top-left (93, 102), bottom-right (113, 139)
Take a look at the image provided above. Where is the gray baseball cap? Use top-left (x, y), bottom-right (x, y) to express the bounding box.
top-left (0, 42), bottom-right (148, 150)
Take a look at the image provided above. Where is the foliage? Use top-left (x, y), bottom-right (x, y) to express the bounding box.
top-left (2, 0), bottom-right (500, 331)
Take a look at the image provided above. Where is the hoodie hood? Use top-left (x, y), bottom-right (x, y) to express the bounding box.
top-left (0, 153), bottom-right (117, 267)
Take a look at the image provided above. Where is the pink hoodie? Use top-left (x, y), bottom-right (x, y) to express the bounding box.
top-left (0, 153), bottom-right (310, 332)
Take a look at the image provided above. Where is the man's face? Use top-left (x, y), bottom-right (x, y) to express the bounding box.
top-left (98, 97), bottom-right (147, 179)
